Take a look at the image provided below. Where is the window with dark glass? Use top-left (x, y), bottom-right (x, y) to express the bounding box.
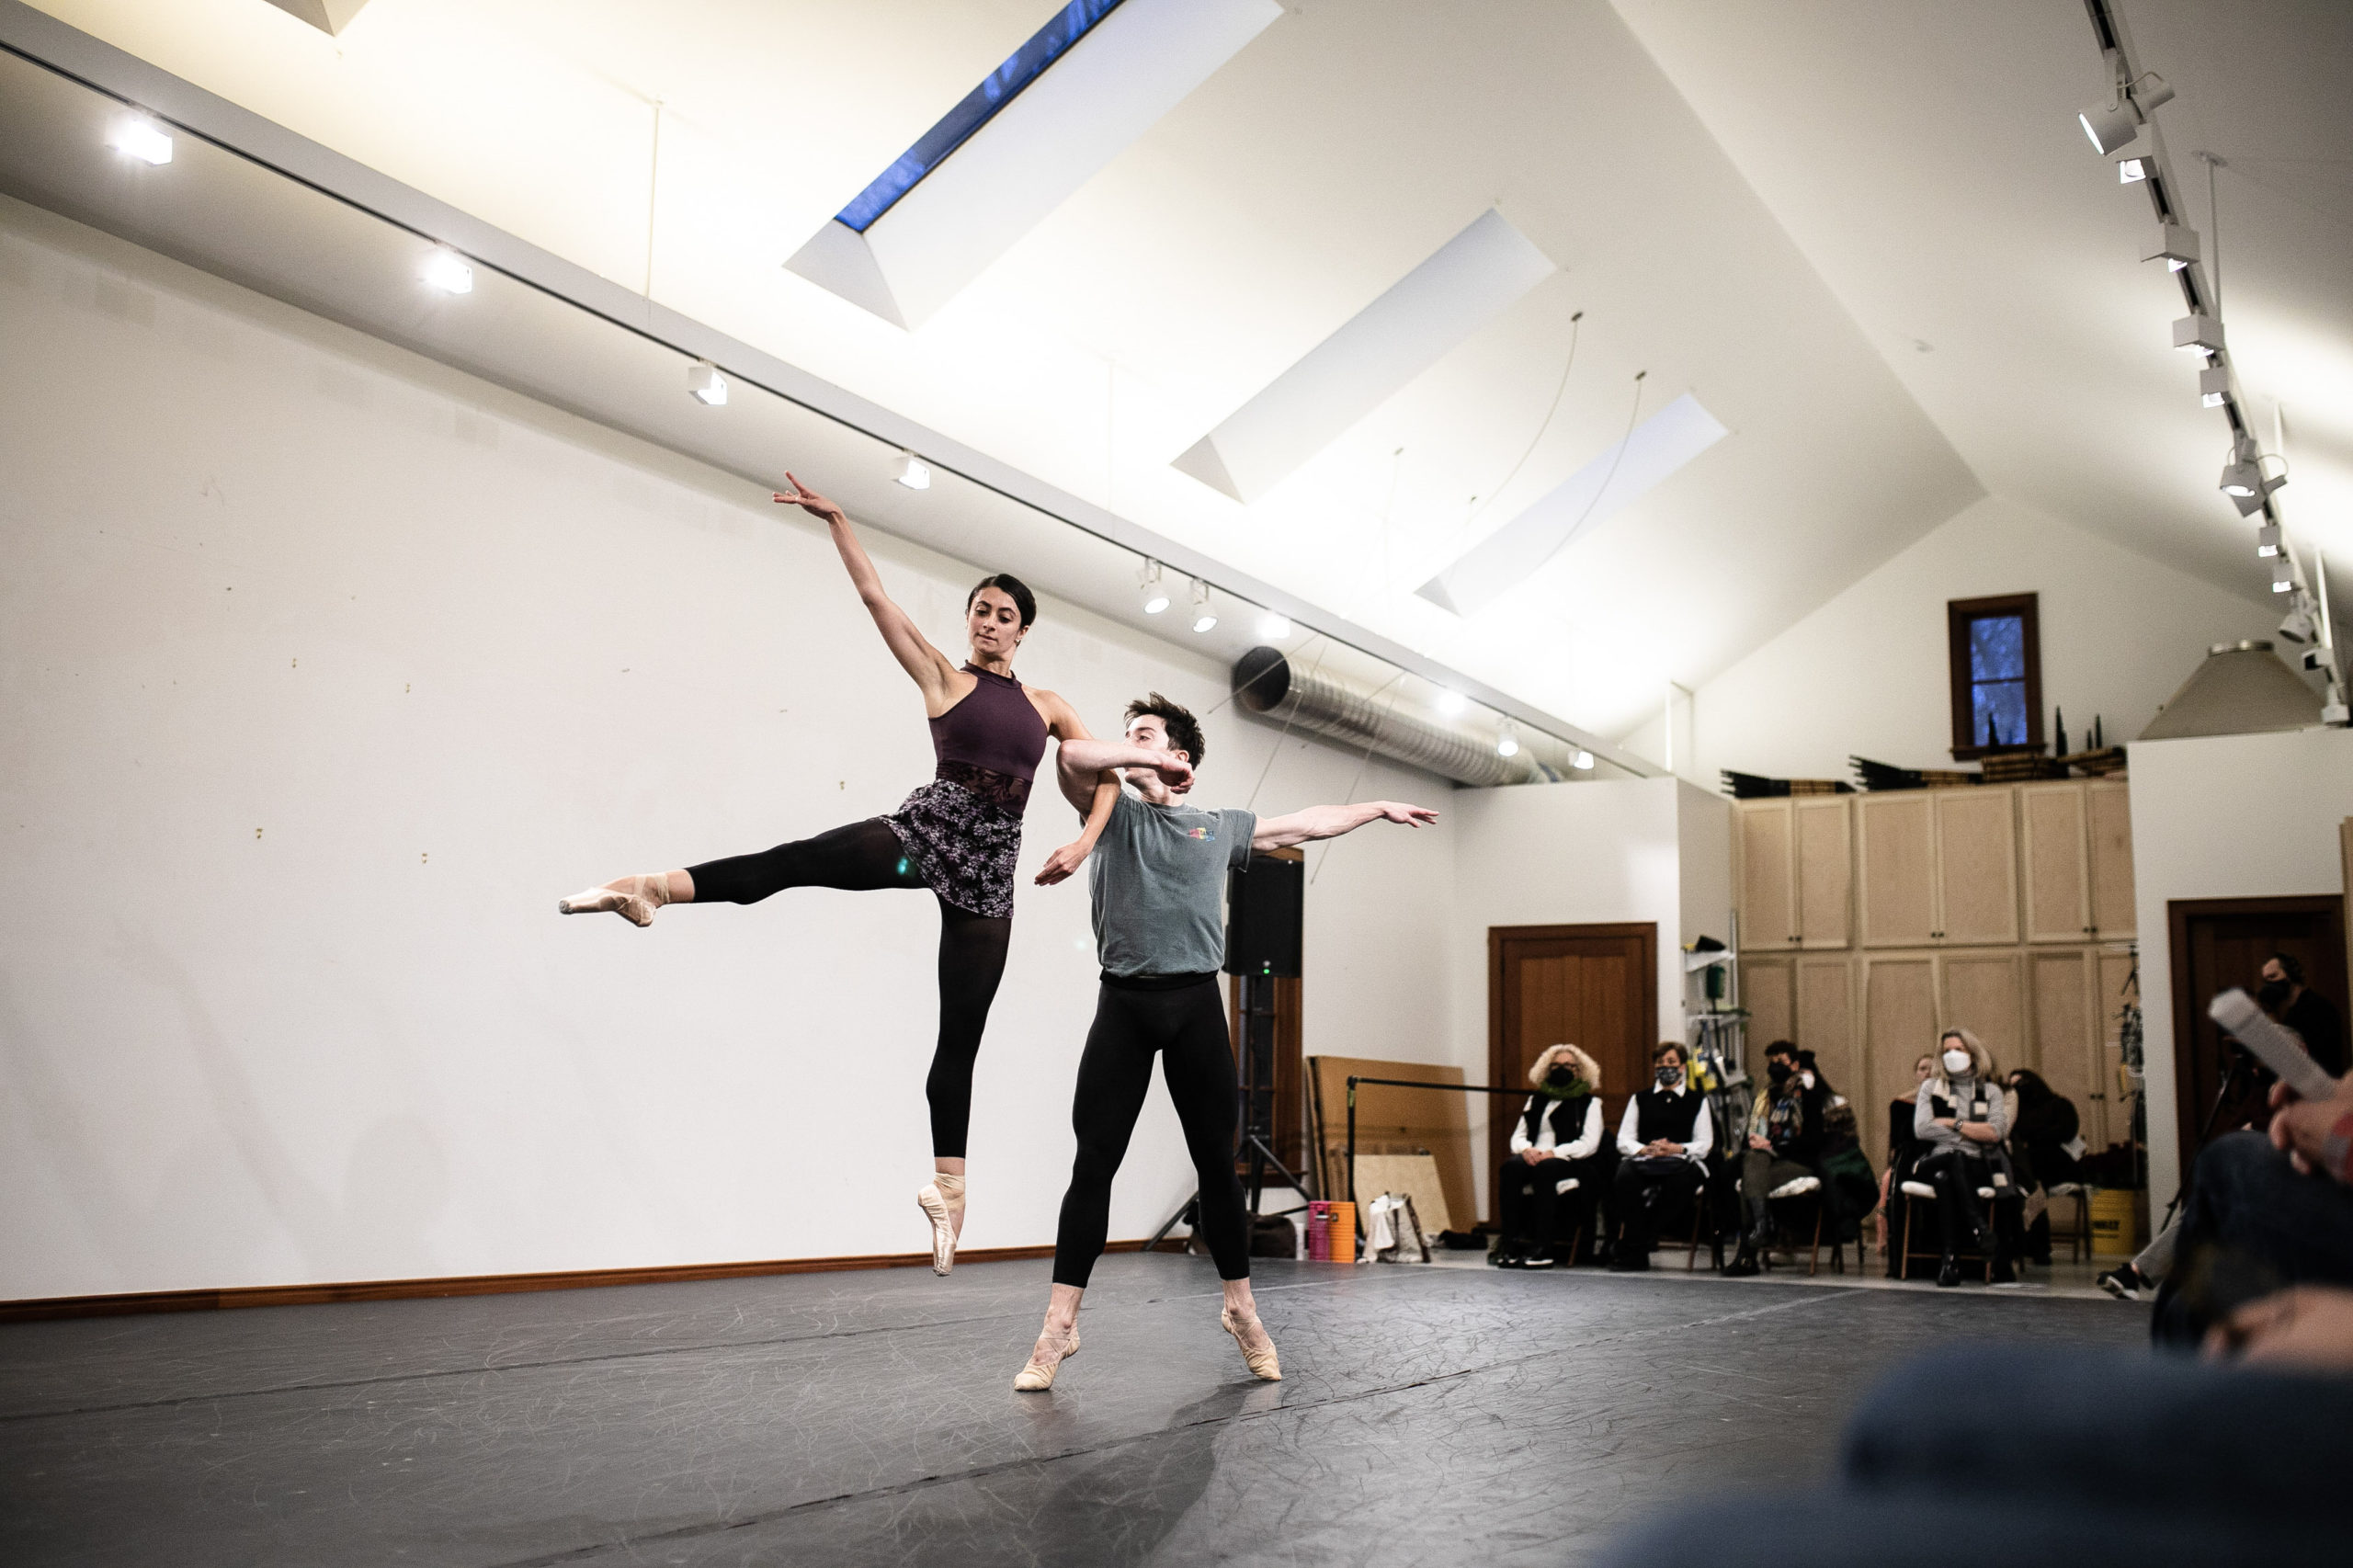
top-left (1948, 593), bottom-right (2043, 758)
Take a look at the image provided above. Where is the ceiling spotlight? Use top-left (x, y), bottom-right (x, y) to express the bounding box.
top-left (1189, 578), bottom-right (1217, 634)
top-left (2116, 152), bottom-right (2152, 184)
top-left (1138, 561), bottom-right (1169, 616)
top-left (2173, 315), bottom-right (2223, 355)
top-left (1495, 720), bottom-right (1520, 759)
top-left (2143, 223), bottom-right (2200, 272)
top-left (2200, 365), bottom-right (2230, 409)
top-left (2078, 98), bottom-right (2140, 155)
top-left (2280, 601), bottom-right (2316, 643)
top-left (2271, 558), bottom-right (2295, 593)
top-left (108, 119), bottom-right (173, 165)
top-left (686, 360), bottom-right (728, 405)
top-left (893, 450), bottom-right (930, 489)
top-left (1435, 689), bottom-right (1469, 717)
top-left (2256, 524), bottom-right (2281, 558)
top-left (2221, 456), bottom-right (2261, 498)
top-left (1573, 748), bottom-right (1595, 770)
top-left (421, 248), bottom-right (473, 295)
top-left (1254, 610), bottom-right (1290, 641)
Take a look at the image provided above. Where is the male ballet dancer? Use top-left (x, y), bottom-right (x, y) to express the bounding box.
top-left (1010, 692), bottom-right (1438, 1389)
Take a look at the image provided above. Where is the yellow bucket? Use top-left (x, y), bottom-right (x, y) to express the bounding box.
top-left (2089, 1188), bottom-right (2141, 1257)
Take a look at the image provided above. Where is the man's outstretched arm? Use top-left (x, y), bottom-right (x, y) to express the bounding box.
top-left (1251, 801), bottom-right (1438, 850)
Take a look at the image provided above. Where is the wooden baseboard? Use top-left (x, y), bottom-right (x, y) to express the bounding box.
top-left (0, 1239), bottom-right (1181, 1324)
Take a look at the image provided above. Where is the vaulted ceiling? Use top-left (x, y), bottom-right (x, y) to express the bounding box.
top-left (23, 0), bottom-right (2348, 740)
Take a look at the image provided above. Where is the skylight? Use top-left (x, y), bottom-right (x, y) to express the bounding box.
top-left (835, 0), bottom-right (1128, 233)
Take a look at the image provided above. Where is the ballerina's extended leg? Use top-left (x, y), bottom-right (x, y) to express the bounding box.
top-left (557, 870), bottom-right (688, 926)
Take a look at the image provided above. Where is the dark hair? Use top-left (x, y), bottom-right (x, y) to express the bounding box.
top-left (2008, 1067), bottom-right (2053, 1102)
top-left (2269, 952), bottom-right (2305, 986)
top-left (967, 574), bottom-right (1036, 628)
top-left (1764, 1039), bottom-right (1799, 1062)
top-left (1125, 692), bottom-right (1205, 767)
top-left (1651, 1040), bottom-right (1686, 1067)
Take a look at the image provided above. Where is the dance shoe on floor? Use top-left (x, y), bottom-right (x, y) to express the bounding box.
top-left (1221, 1308), bottom-right (1282, 1381)
top-left (916, 1174), bottom-right (965, 1276)
top-left (556, 874), bottom-right (670, 926)
top-left (1013, 1331), bottom-right (1079, 1392)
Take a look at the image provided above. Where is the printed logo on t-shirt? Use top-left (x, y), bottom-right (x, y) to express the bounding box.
top-left (1186, 825), bottom-right (1213, 841)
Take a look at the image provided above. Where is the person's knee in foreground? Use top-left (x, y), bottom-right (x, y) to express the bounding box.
top-left (1495, 1043), bottom-right (1609, 1267)
top-left (1609, 1041), bottom-right (1712, 1271)
top-left (1914, 1028), bottom-right (2018, 1287)
top-left (1013, 693), bottom-right (1439, 1390)
top-left (1724, 1039), bottom-right (1826, 1277)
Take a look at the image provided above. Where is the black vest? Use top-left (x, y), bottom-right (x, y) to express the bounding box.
top-left (1633, 1086), bottom-right (1703, 1146)
top-left (1520, 1093), bottom-right (1592, 1151)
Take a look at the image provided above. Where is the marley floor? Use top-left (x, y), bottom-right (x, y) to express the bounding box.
top-left (0, 1255), bottom-right (2151, 1568)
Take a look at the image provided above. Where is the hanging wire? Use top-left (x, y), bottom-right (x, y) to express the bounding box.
top-left (1311, 671), bottom-right (1407, 885)
top-left (1463, 311), bottom-right (1584, 533)
top-left (1244, 640), bottom-right (1332, 812)
top-left (1547, 369), bottom-right (1649, 549)
top-left (1201, 629), bottom-right (1329, 721)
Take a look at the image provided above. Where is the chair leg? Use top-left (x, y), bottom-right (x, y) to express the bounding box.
top-left (1807, 1206), bottom-right (1823, 1278)
top-left (1685, 1199), bottom-right (1705, 1272)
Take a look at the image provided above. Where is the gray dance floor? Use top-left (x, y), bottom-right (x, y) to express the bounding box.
top-left (0, 1255), bottom-right (2148, 1566)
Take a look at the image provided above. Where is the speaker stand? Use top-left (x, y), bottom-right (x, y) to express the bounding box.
top-left (1144, 973), bottom-right (1311, 1258)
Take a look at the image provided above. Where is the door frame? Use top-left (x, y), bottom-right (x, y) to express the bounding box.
top-left (1486, 923), bottom-right (1659, 1192)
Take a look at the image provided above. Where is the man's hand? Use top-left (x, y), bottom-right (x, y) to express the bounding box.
top-left (1748, 1134), bottom-right (1771, 1153)
top-left (2268, 1076), bottom-right (2353, 1182)
top-left (2204, 1286), bottom-right (2353, 1371)
top-left (1034, 838), bottom-right (1095, 886)
top-left (1519, 1147), bottom-right (1549, 1166)
top-left (1372, 802), bottom-right (1440, 828)
top-left (1136, 750), bottom-right (1193, 791)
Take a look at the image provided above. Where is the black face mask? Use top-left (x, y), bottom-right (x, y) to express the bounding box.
top-left (1655, 1065), bottom-right (1681, 1089)
top-left (1767, 1061), bottom-right (1792, 1085)
top-left (1546, 1066), bottom-right (1578, 1087)
top-left (2258, 979), bottom-right (2292, 1009)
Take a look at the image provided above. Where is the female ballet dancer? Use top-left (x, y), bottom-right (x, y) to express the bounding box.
top-left (559, 474), bottom-right (1192, 1273)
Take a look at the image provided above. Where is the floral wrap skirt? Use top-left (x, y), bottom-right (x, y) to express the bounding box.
top-left (881, 763), bottom-right (1028, 919)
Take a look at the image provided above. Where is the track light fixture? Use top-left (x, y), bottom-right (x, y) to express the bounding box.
top-left (1254, 610), bottom-right (1290, 641)
top-left (686, 360), bottom-right (727, 405)
top-left (2078, 98), bottom-right (2141, 155)
top-left (2221, 455), bottom-right (2261, 498)
top-left (2200, 365), bottom-right (2230, 409)
top-left (2173, 314), bottom-right (2223, 355)
top-left (1189, 578), bottom-right (1217, 634)
top-left (2143, 222), bottom-right (2199, 272)
top-left (2272, 558), bottom-right (2295, 594)
top-left (2279, 599), bottom-right (2316, 644)
top-left (2116, 152), bottom-right (2152, 184)
top-left (2257, 524), bottom-right (2281, 558)
top-left (892, 450), bottom-right (930, 489)
top-left (1573, 749), bottom-right (1594, 771)
top-left (108, 119), bottom-right (173, 165)
top-left (1138, 561), bottom-right (1169, 616)
top-left (1495, 720), bottom-right (1520, 759)
top-left (421, 248), bottom-right (473, 295)
top-left (1435, 689), bottom-right (1468, 717)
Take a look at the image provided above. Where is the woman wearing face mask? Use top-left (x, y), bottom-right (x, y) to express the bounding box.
top-left (1495, 1044), bottom-right (1610, 1267)
top-left (1608, 1042), bottom-right (1714, 1271)
top-left (1915, 1028), bottom-right (2017, 1287)
top-left (1880, 1053), bottom-right (1935, 1268)
top-left (556, 476), bottom-right (1176, 1274)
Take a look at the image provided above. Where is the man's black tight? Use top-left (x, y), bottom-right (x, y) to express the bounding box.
top-left (686, 820), bottom-right (1009, 1158)
top-left (1052, 976), bottom-right (1249, 1288)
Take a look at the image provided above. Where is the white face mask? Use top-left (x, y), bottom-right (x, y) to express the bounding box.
top-left (1942, 1049), bottom-right (1972, 1076)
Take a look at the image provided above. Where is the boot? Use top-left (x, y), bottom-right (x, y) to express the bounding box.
top-left (1937, 1255), bottom-right (1962, 1288)
top-left (1722, 1238), bottom-right (1761, 1278)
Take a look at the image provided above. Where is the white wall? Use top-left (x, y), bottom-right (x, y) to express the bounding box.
top-left (0, 200), bottom-right (1456, 1301)
top-left (1631, 494), bottom-right (2283, 786)
top-left (2126, 728), bottom-right (2353, 1209)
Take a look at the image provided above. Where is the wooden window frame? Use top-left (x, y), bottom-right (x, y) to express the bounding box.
top-left (1948, 592), bottom-right (2044, 760)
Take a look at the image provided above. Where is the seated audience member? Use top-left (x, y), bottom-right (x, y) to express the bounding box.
top-left (1915, 1028), bottom-right (2017, 1287)
top-left (1879, 1052), bottom-right (1933, 1266)
top-left (1494, 1043), bottom-right (1610, 1267)
top-left (2006, 1067), bottom-right (2083, 1267)
top-left (2264, 951), bottom-right (2346, 1078)
top-left (1724, 1040), bottom-right (1826, 1277)
top-left (1609, 1041), bottom-right (1713, 1272)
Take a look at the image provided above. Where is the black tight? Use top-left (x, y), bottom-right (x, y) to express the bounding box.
top-left (1052, 977), bottom-right (1248, 1288)
top-left (686, 819), bottom-right (1009, 1158)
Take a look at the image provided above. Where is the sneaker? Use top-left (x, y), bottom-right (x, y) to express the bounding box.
top-left (2097, 1265), bottom-right (2143, 1300)
top-left (1520, 1253), bottom-right (1556, 1270)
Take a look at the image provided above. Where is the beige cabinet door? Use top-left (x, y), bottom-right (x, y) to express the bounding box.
top-left (2087, 782), bottom-right (2136, 938)
top-left (2029, 949), bottom-right (2101, 1148)
top-left (1863, 953), bottom-right (1938, 1164)
top-left (1939, 949), bottom-right (2026, 1073)
top-left (1936, 788), bottom-right (2021, 946)
top-left (1743, 956), bottom-right (1794, 1051)
top-left (1858, 794), bottom-right (1937, 948)
top-left (2019, 783), bottom-right (2092, 943)
top-left (1794, 797), bottom-right (1853, 949)
top-left (1736, 801), bottom-right (1798, 950)
top-left (1796, 954), bottom-right (1859, 1117)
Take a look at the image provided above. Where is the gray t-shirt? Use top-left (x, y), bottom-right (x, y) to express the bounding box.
top-left (1088, 791), bottom-right (1256, 979)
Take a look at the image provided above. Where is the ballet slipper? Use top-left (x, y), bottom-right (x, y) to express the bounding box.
top-left (1222, 1307), bottom-right (1281, 1381)
top-left (916, 1172), bottom-right (966, 1276)
top-left (1013, 1329), bottom-right (1080, 1392)
top-left (557, 873), bottom-right (671, 927)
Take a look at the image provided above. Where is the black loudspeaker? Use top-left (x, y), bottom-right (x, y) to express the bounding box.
top-left (1223, 852), bottom-right (1303, 978)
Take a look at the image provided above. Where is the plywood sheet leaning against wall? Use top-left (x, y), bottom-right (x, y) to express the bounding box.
top-left (1309, 1056), bottom-right (1475, 1233)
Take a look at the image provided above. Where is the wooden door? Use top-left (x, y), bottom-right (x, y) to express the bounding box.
top-left (1858, 794), bottom-right (1937, 948)
top-left (1794, 797), bottom-right (1853, 949)
top-left (1743, 957), bottom-right (1795, 1051)
top-left (1940, 949), bottom-right (2027, 1074)
top-left (1488, 924), bottom-right (1656, 1208)
top-left (1737, 801), bottom-right (1798, 950)
top-left (2166, 896), bottom-right (2349, 1183)
top-left (2019, 783), bottom-right (2091, 943)
top-left (1936, 788), bottom-right (2021, 945)
top-left (1862, 954), bottom-right (1938, 1165)
top-left (2087, 782), bottom-right (2136, 938)
top-left (2028, 949), bottom-right (2100, 1148)
top-left (1796, 955), bottom-right (1859, 1112)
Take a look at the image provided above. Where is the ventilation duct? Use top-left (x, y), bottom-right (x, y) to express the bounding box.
top-left (2136, 641), bottom-right (2322, 742)
top-left (1232, 647), bottom-right (1582, 787)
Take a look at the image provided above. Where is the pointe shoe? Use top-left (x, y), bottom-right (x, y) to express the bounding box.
top-left (916, 1173), bottom-right (966, 1276)
top-left (1013, 1330), bottom-right (1079, 1392)
top-left (1221, 1308), bottom-right (1282, 1381)
top-left (557, 873), bottom-right (671, 926)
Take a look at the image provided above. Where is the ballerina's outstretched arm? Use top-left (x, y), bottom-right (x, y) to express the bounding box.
top-left (775, 472), bottom-right (961, 712)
